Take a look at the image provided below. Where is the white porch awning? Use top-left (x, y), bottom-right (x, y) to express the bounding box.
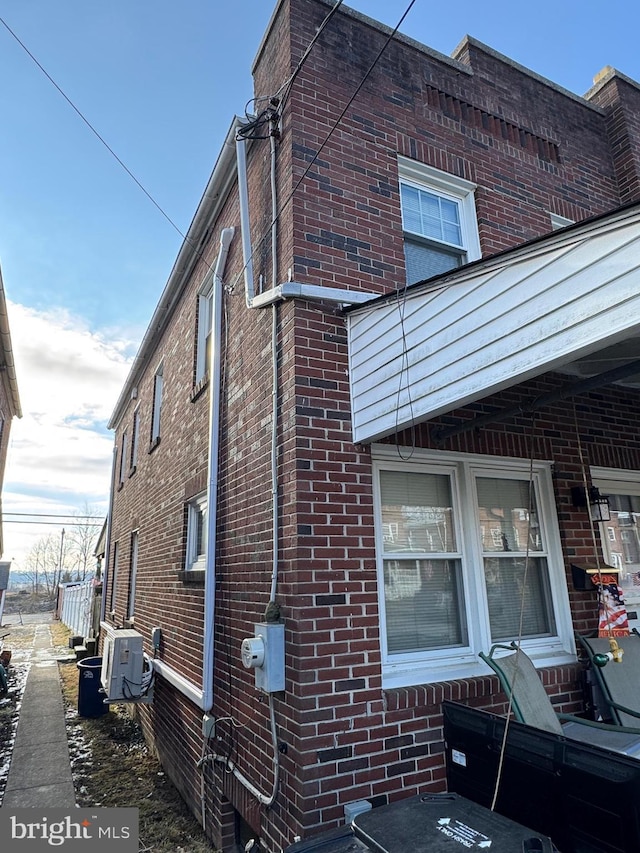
top-left (347, 204), bottom-right (640, 444)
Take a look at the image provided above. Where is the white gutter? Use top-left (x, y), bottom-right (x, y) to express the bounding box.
top-left (236, 134), bottom-right (375, 311)
top-left (153, 659), bottom-right (204, 708)
top-left (203, 227), bottom-right (234, 714)
top-left (251, 281), bottom-right (374, 307)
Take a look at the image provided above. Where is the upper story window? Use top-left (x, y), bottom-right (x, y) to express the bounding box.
top-left (373, 446), bottom-right (574, 688)
top-left (398, 156), bottom-right (481, 285)
top-left (186, 492), bottom-right (207, 572)
top-left (195, 280), bottom-right (213, 387)
top-left (118, 430), bottom-right (128, 487)
top-left (130, 409), bottom-right (140, 472)
top-left (150, 364), bottom-right (163, 447)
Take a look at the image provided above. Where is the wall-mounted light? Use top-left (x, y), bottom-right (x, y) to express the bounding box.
top-left (571, 485), bottom-right (611, 522)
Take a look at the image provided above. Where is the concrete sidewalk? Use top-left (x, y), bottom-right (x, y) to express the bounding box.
top-left (2, 618), bottom-right (76, 808)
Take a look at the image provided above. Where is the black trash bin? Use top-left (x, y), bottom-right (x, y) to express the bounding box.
top-left (77, 656), bottom-right (107, 718)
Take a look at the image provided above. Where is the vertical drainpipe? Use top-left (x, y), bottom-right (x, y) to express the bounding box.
top-left (202, 227), bottom-right (235, 715)
top-left (99, 443), bottom-right (119, 626)
top-left (235, 134), bottom-right (256, 307)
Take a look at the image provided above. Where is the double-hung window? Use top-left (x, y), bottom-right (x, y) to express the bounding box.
top-left (151, 364), bottom-right (163, 446)
top-left (592, 467), bottom-right (640, 632)
top-left (195, 281), bottom-right (213, 386)
top-left (118, 430), bottom-right (128, 487)
top-left (130, 409), bottom-right (140, 472)
top-left (398, 157), bottom-right (481, 285)
top-left (373, 447), bottom-right (573, 687)
top-left (186, 492), bottom-right (207, 572)
top-left (127, 530), bottom-right (139, 620)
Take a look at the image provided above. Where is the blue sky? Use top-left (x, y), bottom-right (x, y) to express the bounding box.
top-left (1, 0), bottom-right (640, 568)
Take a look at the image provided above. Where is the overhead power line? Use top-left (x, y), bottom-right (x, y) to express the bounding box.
top-left (0, 15), bottom-right (188, 243)
top-left (3, 520), bottom-right (102, 527)
top-left (230, 0), bottom-right (418, 294)
top-left (4, 512), bottom-right (104, 519)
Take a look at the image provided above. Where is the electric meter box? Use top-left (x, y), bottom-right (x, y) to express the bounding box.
top-left (241, 622), bottom-right (285, 693)
top-left (100, 627), bottom-right (144, 701)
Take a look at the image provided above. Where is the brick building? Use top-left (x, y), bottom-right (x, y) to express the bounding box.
top-left (105, 1), bottom-right (640, 850)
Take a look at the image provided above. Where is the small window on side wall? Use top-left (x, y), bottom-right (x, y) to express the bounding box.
top-left (150, 364), bottom-right (163, 447)
top-left (130, 409), bottom-right (140, 472)
top-left (118, 430), bottom-right (128, 487)
top-left (195, 282), bottom-right (213, 386)
top-left (398, 156), bottom-right (481, 286)
top-left (186, 493), bottom-right (207, 572)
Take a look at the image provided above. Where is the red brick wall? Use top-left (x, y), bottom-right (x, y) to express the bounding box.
top-left (105, 1), bottom-right (640, 850)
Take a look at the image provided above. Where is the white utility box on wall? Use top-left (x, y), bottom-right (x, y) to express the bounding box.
top-left (241, 622), bottom-right (285, 693)
top-left (100, 625), bottom-right (145, 701)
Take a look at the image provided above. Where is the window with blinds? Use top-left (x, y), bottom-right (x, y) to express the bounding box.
top-left (397, 157), bottom-right (481, 287)
top-left (380, 470), bottom-right (466, 652)
top-left (374, 449), bottom-right (573, 687)
top-left (476, 476), bottom-right (555, 641)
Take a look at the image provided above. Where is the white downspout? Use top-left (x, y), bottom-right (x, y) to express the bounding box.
top-left (235, 134), bottom-right (255, 307)
top-left (203, 226), bottom-right (234, 715)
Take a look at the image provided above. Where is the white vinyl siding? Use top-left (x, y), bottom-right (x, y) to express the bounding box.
top-left (348, 206), bottom-right (640, 444)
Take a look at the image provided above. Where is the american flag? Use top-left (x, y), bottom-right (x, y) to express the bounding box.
top-left (596, 581), bottom-right (630, 637)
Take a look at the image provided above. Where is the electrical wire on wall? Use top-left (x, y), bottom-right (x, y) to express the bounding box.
top-left (490, 413), bottom-right (538, 812)
top-left (227, 0), bottom-right (418, 298)
top-left (206, 0), bottom-right (419, 816)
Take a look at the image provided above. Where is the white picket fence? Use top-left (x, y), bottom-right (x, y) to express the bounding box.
top-left (59, 580), bottom-right (95, 638)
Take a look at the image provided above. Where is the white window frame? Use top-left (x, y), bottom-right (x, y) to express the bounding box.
top-left (591, 467), bottom-right (640, 630)
top-left (110, 541), bottom-right (119, 613)
top-left (195, 279), bottom-right (213, 386)
top-left (372, 445), bottom-right (575, 688)
top-left (130, 408), bottom-right (140, 471)
top-left (398, 156), bottom-right (481, 285)
top-left (186, 492), bottom-right (207, 572)
top-left (118, 430), bottom-right (128, 486)
top-left (151, 364), bottom-right (163, 444)
top-left (127, 530), bottom-right (139, 620)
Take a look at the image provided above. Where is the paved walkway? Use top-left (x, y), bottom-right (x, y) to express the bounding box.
top-left (2, 617), bottom-right (76, 807)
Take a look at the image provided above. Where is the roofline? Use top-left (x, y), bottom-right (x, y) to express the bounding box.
top-left (0, 266), bottom-right (21, 419)
top-left (108, 116), bottom-right (245, 430)
top-left (345, 200), bottom-right (640, 315)
top-left (453, 36), bottom-right (605, 113)
top-left (251, 0), bottom-right (472, 80)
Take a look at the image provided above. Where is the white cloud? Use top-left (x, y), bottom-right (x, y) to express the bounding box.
top-left (3, 302), bottom-right (135, 568)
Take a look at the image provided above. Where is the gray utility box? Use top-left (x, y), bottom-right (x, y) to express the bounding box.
top-left (241, 622), bottom-right (285, 693)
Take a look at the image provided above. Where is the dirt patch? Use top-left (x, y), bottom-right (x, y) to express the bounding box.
top-left (58, 646), bottom-right (214, 851)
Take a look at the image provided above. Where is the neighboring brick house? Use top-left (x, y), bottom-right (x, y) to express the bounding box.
top-left (104, 1), bottom-right (640, 850)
